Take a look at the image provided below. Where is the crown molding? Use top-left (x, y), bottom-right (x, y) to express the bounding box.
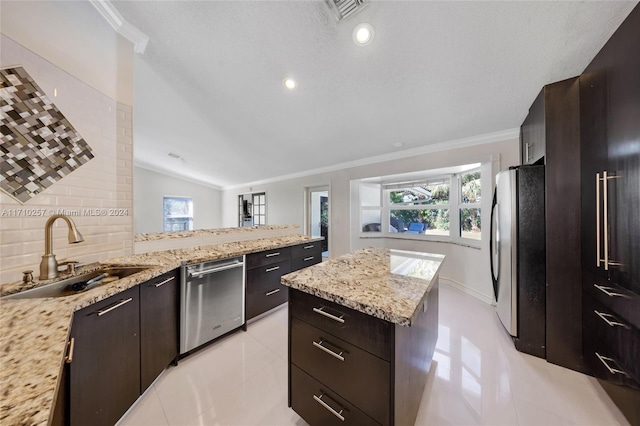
top-left (223, 128), bottom-right (520, 190)
top-left (89, 0), bottom-right (149, 54)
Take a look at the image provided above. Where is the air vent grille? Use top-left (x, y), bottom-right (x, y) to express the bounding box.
top-left (325, 0), bottom-right (368, 22)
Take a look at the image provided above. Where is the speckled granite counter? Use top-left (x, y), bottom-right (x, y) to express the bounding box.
top-left (134, 224), bottom-right (298, 242)
top-left (0, 234), bottom-right (321, 426)
top-left (281, 247), bottom-right (445, 326)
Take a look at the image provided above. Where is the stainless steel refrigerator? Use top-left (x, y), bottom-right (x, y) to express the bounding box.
top-left (490, 165), bottom-right (546, 358)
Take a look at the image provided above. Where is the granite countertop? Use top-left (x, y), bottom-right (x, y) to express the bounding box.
top-left (0, 234), bottom-right (321, 426)
top-left (134, 224), bottom-right (298, 242)
top-left (281, 247), bottom-right (445, 327)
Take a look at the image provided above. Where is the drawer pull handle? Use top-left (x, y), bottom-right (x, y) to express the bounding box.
top-left (65, 337), bottom-right (75, 364)
top-left (595, 352), bottom-right (630, 377)
top-left (98, 297), bottom-right (133, 316)
top-left (266, 252), bottom-right (280, 257)
top-left (594, 284), bottom-right (626, 298)
top-left (312, 307), bottom-right (345, 323)
top-left (313, 393), bottom-right (345, 421)
top-left (594, 310), bottom-right (629, 328)
top-left (265, 289), bottom-right (280, 296)
top-left (313, 340), bottom-right (345, 361)
top-left (303, 256), bottom-right (314, 261)
top-left (266, 266), bottom-right (280, 272)
top-left (154, 277), bottom-right (174, 287)
top-left (304, 245), bottom-right (314, 249)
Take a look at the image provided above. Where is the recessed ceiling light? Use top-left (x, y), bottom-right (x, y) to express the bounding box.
top-left (353, 23), bottom-right (374, 46)
top-left (283, 78), bottom-right (297, 90)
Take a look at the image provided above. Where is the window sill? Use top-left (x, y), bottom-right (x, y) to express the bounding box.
top-left (359, 233), bottom-right (481, 250)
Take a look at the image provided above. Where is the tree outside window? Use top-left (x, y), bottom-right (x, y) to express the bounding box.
top-left (388, 180), bottom-right (450, 235)
top-left (460, 171), bottom-right (481, 240)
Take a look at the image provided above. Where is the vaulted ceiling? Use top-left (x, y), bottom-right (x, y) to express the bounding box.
top-left (112, 0), bottom-right (637, 188)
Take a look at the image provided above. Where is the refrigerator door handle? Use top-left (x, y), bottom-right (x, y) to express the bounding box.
top-left (490, 189), bottom-right (499, 300)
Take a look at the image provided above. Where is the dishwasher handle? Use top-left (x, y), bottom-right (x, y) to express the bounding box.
top-left (189, 261), bottom-right (244, 277)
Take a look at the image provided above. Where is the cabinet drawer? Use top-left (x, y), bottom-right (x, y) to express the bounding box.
top-left (246, 259), bottom-right (291, 295)
top-left (290, 289), bottom-right (391, 361)
top-left (291, 242), bottom-right (322, 259)
top-left (583, 292), bottom-right (640, 388)
top-left (583, 270), bottom-right (640, 328)
top-left (246, 285), bottom-right (288, 320)
top-left (246, 247), bottom-right (291, 269)
top-left (291, 252), bottom-right (322, 271)
top-left (291, 318), bottom-right (390, 425)
top-left (291, 365), bottom-right (380, 426)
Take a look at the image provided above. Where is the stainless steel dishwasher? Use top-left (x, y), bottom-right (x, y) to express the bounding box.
top-left (180, 256), bottom-right (245, 354)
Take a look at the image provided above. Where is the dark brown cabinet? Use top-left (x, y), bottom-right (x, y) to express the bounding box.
top-left (290, 242), bottom-right (323, 270)
top-left (289, 282), bottom-right (439, 426)
top-left (69, 286), bottom-right (141, 426)
top-left (64, 269), bottom-right (181, 425)
top-left (140, 269), bottom-right (179, 392)
top-left (579, 5), bottom-right (640, 424)
top-left (520, 90), bottom-right (546, 165)
top-left (519, 76), bottom-right (583, 372)
top-left (246, 258), bottom-right (291, 320)
top-left (246, 242), bottom-right (322, 321)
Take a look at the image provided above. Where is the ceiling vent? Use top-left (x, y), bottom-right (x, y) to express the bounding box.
top-left (325, 0), bottom-right (368, 22)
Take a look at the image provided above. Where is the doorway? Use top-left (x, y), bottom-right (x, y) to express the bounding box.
top-left (307, 186), bottom-right (329, 258)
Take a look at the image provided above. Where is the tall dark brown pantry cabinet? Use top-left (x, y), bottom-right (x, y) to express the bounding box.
top-left (580, 4), bottom-right (640, 424)
top-left (520, 77), bottom-right (583, 372)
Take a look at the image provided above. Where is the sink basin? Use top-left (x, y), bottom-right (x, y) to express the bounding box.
top-left (1, 267), bottom-right (149, 300)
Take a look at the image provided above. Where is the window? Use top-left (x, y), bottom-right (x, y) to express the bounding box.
top-left (360, 183), bottom-right (381, 232)
top-left (459, 170), bottom-right (481, 240)
top-left (387, 178), bottom-right (450, 236)
top-left (358, 164), bottom-right (482, 244)
top-left (163, 196), bottom-right (193, 232)
top-left (252, 192), bottom-right (266, 225)
top-left (239, 192), bottom-right (267, 226)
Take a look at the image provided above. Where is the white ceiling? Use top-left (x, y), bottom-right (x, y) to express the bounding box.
top-left (111, 0), bottom-right (637, 189)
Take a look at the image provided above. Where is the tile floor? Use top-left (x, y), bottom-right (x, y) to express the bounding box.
top-left (118, 284), bottom-right (629, 425)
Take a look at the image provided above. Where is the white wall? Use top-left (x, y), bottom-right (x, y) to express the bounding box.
top-left (134, 167), bottom-right (222, 234)
top-left (0, 22), bottom-right (134, 285)
top-left (223, 133), bottom-right (519, 302)
top-left (0, 0), bottom-right (134, 104)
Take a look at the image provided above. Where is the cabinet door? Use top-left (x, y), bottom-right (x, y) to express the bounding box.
top-left (604, 45), bottom-right (640, 297)
top-left (140, 269), bottom-right (179, 392)
top-left (69, 286), bottom-right (140, 426)
top-left (580, 70), bottom-right (610, 280)
top-left (520, 87), bottom-right (545, 165)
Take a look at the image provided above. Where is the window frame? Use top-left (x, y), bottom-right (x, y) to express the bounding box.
top-left (358, 167), bottom-right (482, 247)
top-left (252, 192), bottom-right (267, 226)
top-left (456, 168), bottom-right (482, 243)
top-left (162, 196), bottom-right (194, 232)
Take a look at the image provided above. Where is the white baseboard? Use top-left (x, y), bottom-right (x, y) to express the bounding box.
top-left (439, 276), bottom-right (495, 306)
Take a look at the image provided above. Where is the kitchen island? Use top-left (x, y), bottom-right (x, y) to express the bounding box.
top-left (281, 247), bottom-right (444, 426)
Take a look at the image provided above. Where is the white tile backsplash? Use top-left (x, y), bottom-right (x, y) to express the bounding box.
top-left (0, 35), bottom-right (134, 285)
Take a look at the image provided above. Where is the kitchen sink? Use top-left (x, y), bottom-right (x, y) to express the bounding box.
top-left (1, 266), bottom-right (150, 300)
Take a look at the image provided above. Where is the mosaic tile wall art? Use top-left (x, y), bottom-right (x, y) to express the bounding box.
top-left (0, 66), bottom-right (94, 204)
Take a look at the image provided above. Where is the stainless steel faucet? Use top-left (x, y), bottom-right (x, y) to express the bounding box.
top-left (39, 215), bottom-right (84, 280)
